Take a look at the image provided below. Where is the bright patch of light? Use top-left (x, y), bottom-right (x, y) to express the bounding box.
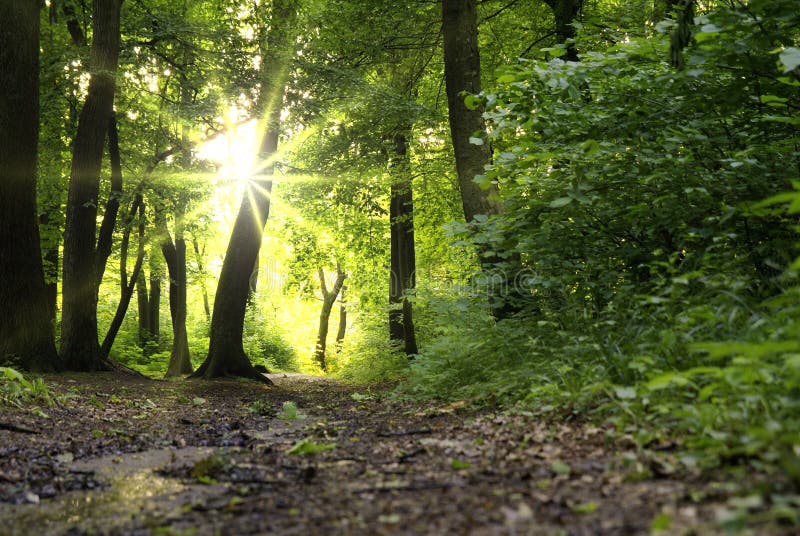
top-left (196, 106), bottom-right (258, 182)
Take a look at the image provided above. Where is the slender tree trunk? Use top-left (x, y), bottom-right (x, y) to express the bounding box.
top-left (192, 0), bottom-right (297, 382)
top-left (136, 261), bottom-right (150, 344)
top-left (388, 133), bottom-right (418, 356)
top-left (147, 252), bottom-right (162, 347)
top-left (60, 0), bottom-right (121, 370)
top-left (94, 113), bottom-right (123, 285)
top-left (335, 285), bottom-right (347, 353)
top-left (191, 236), bottom-right (212, 323)
top-left (543, 0), bottom-right (582, 62)
top-left (160, 206), bottom-right (192, 377)
top-left (101, 197), bottom-right (146, 357)
top-left (0, 0), bottom-right (60, 371)
top-left (315, 266), bottom-right (346, 372)
top-left (442, 0), bottom-right (502, 223)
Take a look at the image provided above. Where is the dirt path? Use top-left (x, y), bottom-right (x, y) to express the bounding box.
top-left (0, 373), bottom-right (782, 534)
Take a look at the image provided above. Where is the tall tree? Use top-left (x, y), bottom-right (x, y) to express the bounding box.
top-left (60, 0), bottom-right (122, 370)
top-left (0, 0), bottom-right (60, 371)
top-left (192, 0), bottom-right (298, 381)
top-left (388, 132), bottom-right (418, 356)
top-left (314, 265), bottom-right (346, 371)
top-left (442, 0), bottom-right (502, 223)
top-left (160, 204), bottom-right (193, 377)
top-left (543, 0), bottom-right (583, 62)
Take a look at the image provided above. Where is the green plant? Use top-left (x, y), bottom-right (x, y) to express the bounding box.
top-left (0, 367), bottom-right (54, 408)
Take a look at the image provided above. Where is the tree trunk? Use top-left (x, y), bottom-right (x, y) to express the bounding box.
top-left (442, 0), bottom-right (502, 223)
top-left (160, 206), bottom-right (193, 377)
top-left (136, 261), bottom-right (150, 344)
top-left (543, 0), bottom-right (582, 62)
top-left (388, 133), bottom-right (418, 356)
top-left (60, 0), bottom-right (121, 371)
top-left (94, 113), bottom-right (123, 285)
top-left (0, 0), bottom-right (60, 371)
top-left (191, 0), bottom-right (297, 382)
top-left (101, 196), bottom-right (146, 357)
top-left (39, 212), bottom-right (60, 323)
top-left (315, 266), bottom-right (346, 372)
top-left (147, 251), bottom-right (163, 348)
top-left (335, 285), bottom-right (347, 353)
top-left (191, 236), bottom-right (212, 324)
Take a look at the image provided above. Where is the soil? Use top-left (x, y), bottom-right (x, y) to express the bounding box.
top-left (0, 373), bottom-right (791, 535)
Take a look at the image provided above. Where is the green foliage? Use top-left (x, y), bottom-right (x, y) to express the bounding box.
top-left (0, 367), bottom-right (54, 408)
top-left (277, 401), bottom-right (303, 420)
top-left (404, 0), bottom-right (800, 497)
top-left (286, 438), bottom-right (337, 456)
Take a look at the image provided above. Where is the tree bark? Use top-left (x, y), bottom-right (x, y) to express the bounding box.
top-left (0, 0), bottom-right (60, 371)
top-left (101, 197), bottom-right (146, 357)
top-left (442, 0), bottom-right (502, 223)
top-left (543, 0), bottom-right (582, 62)
top-left (315, 266), bottom-right (346, 372)
top-left (191, 0), bottom-right (297, 382)
top-left (335, 285), bottom-right (347, 353)
top-left (191, 236), bottom-right (212, 323)
top-left (388, 133), bottom-right (418, 356)
top-left (160, 206), bottom-right (192, 377)
top-left (60, 0), bottom-right (122, 371)
top-left (95, 113), bottom-right (123, 286)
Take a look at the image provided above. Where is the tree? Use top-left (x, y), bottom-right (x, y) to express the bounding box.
top-left (543, 0), bottom-right (583, 61)
top-left (314, 265), bottom-right (347, 371)
top-left (442, 0), bottom-right (502, 223)
top-left (159, 204), bottom-right (193, 377)
top-left (60, 0), bottom-right (122, 370)
top-left (192, 0), bottom-right (298, 381)
top-left (388, 132), bottom-right (418, 356)
top-left (0, 0), bottom-right (60, 371)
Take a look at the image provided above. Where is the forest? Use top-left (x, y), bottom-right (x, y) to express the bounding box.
top-left (1, 0), bottom-right (799, 533)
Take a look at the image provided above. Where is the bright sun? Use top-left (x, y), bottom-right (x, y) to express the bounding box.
top-left (196, 106), bottom-right (258, 181)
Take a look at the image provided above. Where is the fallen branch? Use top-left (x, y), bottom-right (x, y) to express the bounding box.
top-left (0, 422), bottom-right (38, 434)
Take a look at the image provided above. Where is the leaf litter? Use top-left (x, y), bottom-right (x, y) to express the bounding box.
top-left (0, 372), bottom-right (794, 534)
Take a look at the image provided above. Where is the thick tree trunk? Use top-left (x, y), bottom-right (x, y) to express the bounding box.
top-left (543, 0), bottom-right (582, 62)
top-left (315, 266), bottom-right (346, 372)
top-left (388, 133), bottom-right (418, 356)
top-left (442, 0), bottom-right (502, 223)
top-left (192, 0), bottom-right (297, 382)
top-left (39, 212), bottom-right (60, 322)
top-left (0, 0), bottom-right (60, 371)
top-left (60, 0), bottom-right (121, 371)
top-left (160, 207), bottom-right (192, 377)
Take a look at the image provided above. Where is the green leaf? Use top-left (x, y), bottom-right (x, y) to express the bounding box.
top-left (646, 372), bottom-right (690, 391)
top-left (651, 512), bottom-right (672, 531)
top-left (192, 397), bottom-right (206, 406)
top-left (571, 501), bottom-right (597, 513)
top-left (549, 197), bottom-right (573, 208)
top-left (779, 47), bottom-right (800, 73)
top-left (551, 460), bottom-right (572, 475)
top-left (614, 386), bottom-right (637, 399)
top-left (451, 458), bottom-right (471, 470)
top-left (286, 438), bottom-right (336, 456)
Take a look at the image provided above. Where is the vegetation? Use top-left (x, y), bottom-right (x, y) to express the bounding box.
top-left (1, 0), bottom-right (799, 531)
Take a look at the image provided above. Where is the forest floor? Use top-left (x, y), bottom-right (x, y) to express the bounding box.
top-left (0, 373), bottom-right (791, 535)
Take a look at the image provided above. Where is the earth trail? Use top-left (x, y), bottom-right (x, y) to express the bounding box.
top-left (0, 373), bottom-right (767, 534)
